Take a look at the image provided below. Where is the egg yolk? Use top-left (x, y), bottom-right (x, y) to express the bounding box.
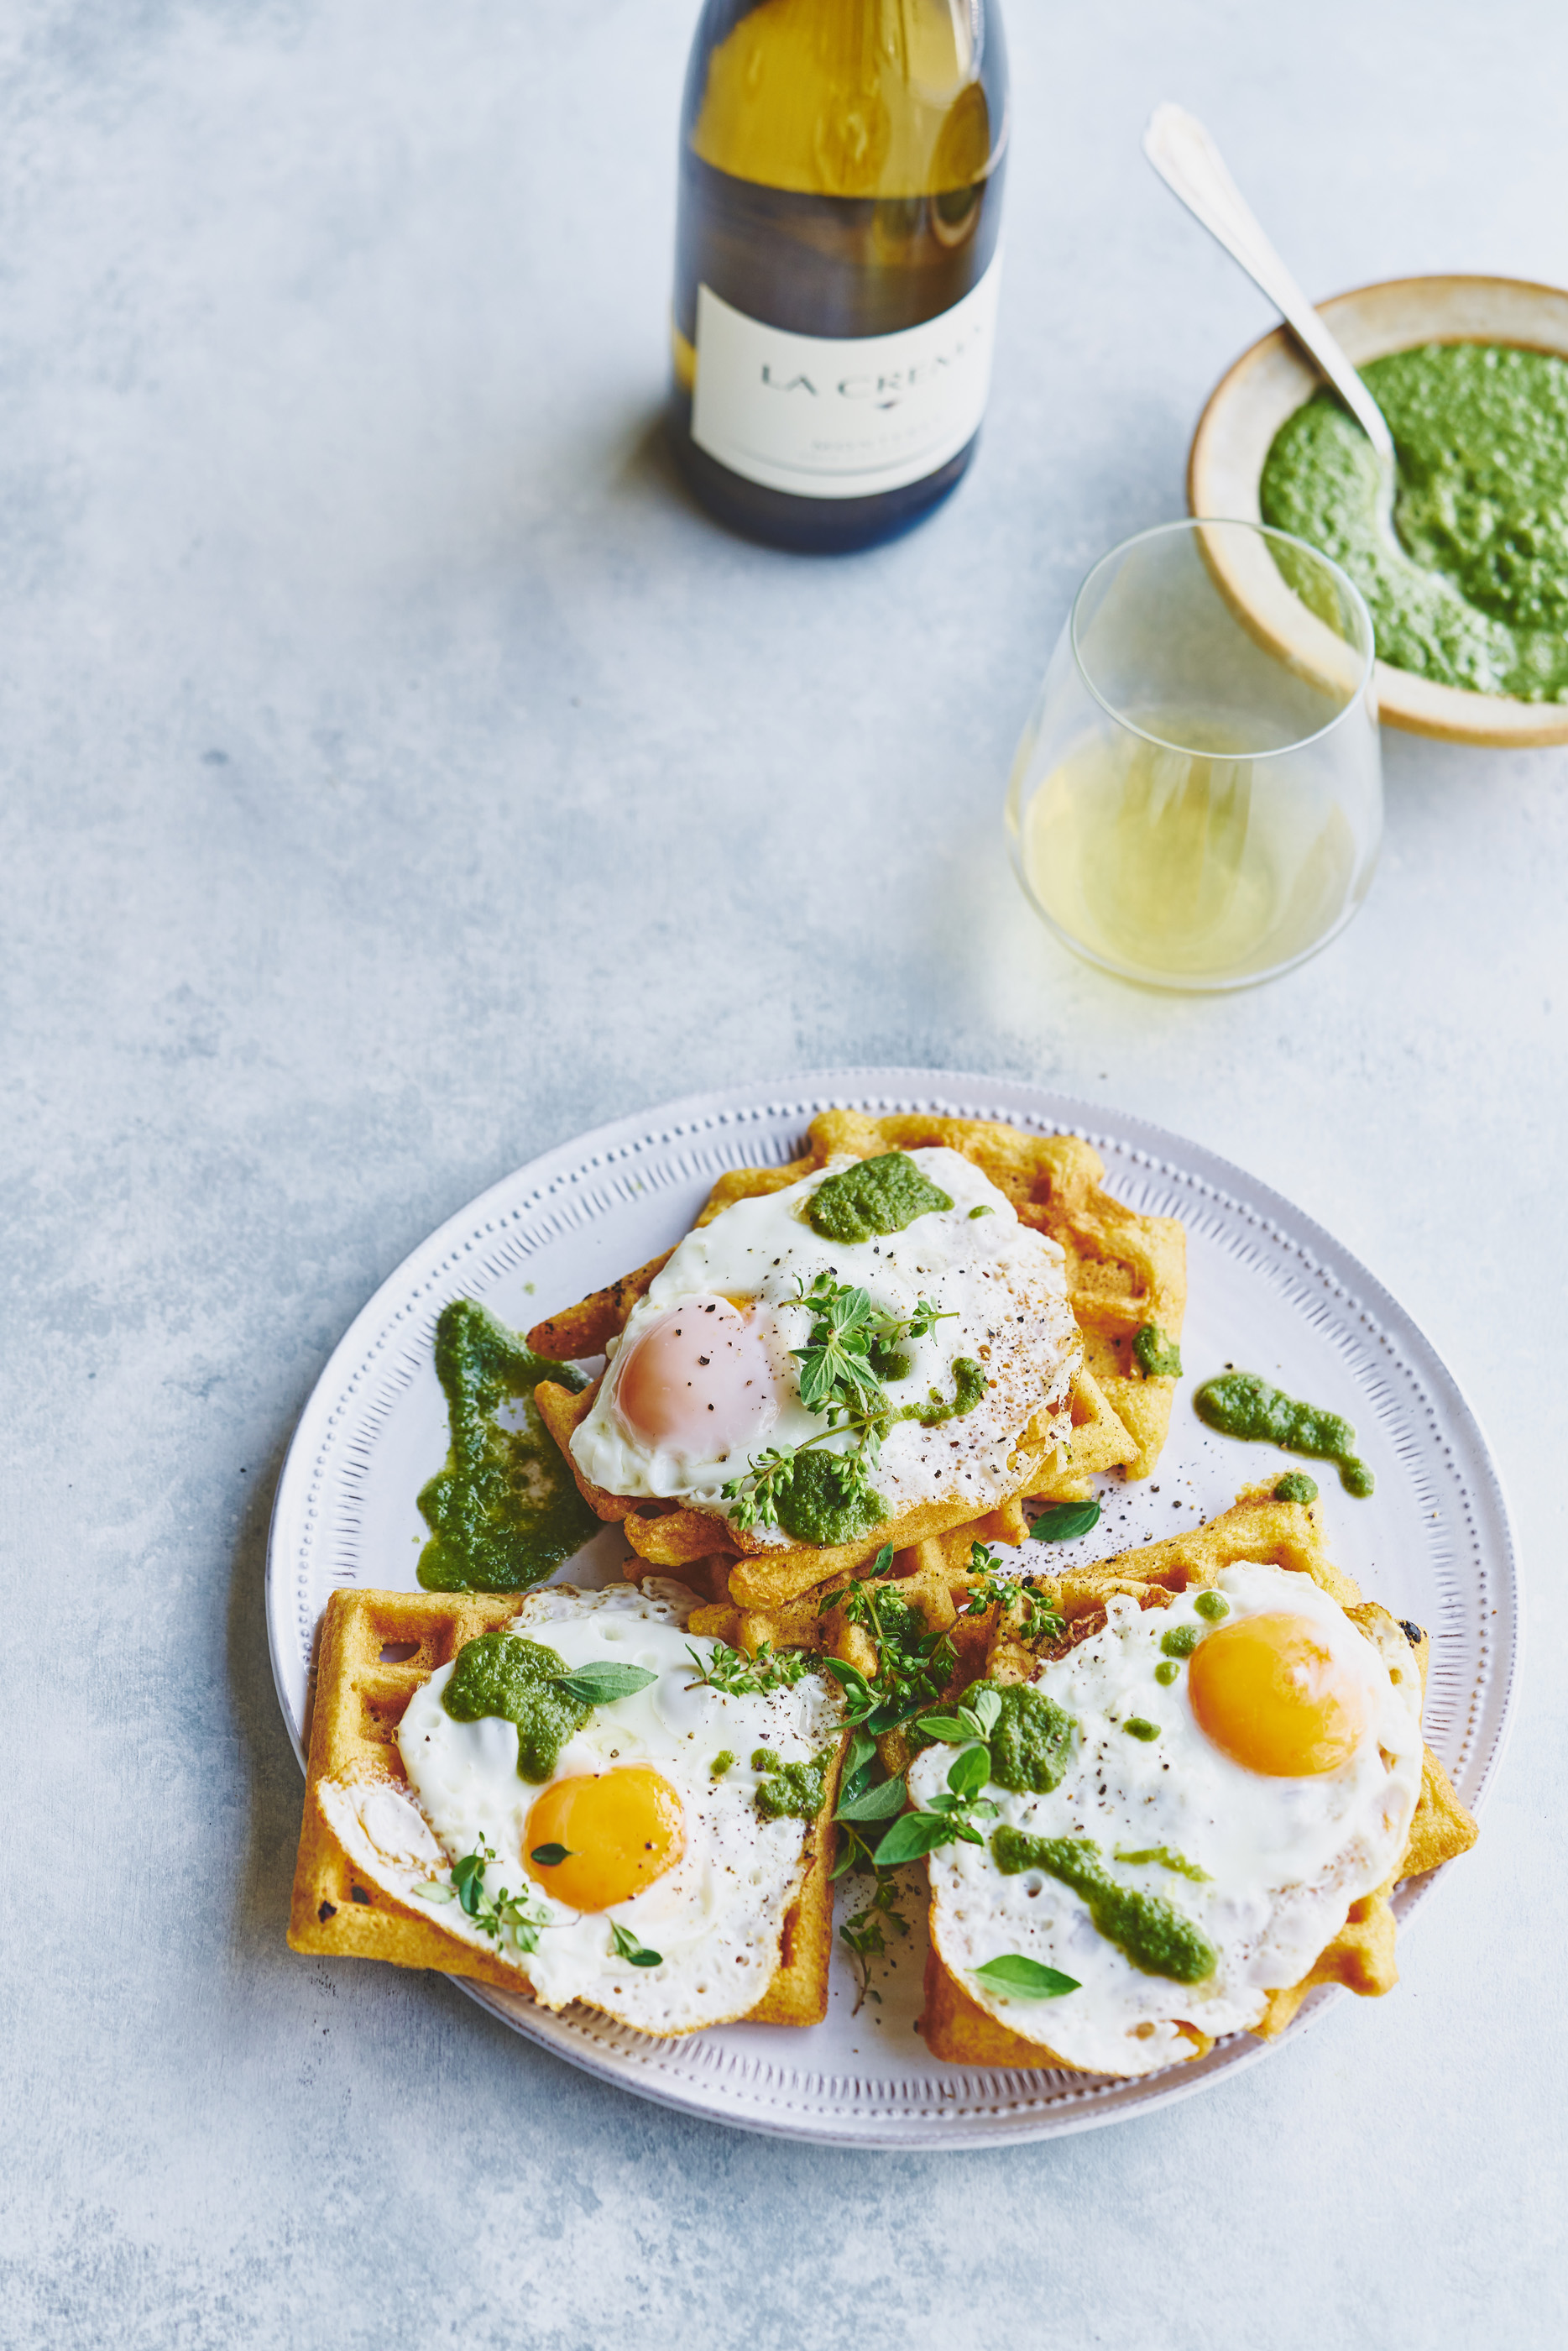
top-left (612, 1296), bottom-right (778, 1456)
top-left (1187, 1610), bottom-right (1367, 1777)
top-left (524, 1768), bottom-right (685, 1910)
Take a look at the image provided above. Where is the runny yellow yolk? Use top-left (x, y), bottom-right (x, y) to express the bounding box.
top-left (524, 1768), bottom-right (686, 1910)
top-left (1187, 1611), bottom-right (1367, 1777)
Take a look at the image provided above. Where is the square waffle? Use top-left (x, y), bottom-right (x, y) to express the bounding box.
top-left (288, 1585), bottom-right (842, 2028)
top-left (526, 1110), bottom-right (1183, 1614)
top-left (915, 1490), bottom-right (1478, 2066)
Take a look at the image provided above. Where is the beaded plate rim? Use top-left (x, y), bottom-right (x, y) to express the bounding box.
top-left (264, 1068), bottom-right (1518, 2149)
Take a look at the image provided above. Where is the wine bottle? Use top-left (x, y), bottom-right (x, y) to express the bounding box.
top-left (670, 0), bottom-right (1009, 553)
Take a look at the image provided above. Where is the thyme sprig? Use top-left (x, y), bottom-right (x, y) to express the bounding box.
top-left (413, 1838), bottom-right (551, 1954)
top-left (683, 1638), bottom-right (813, 1697)
top-left (839, 1874), bottom-right (911, 2013)
top-left (960, 1542), bottom-right (1067, 1647)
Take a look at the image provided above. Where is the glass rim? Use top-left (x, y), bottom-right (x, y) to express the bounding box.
top-left (1068, 516), bottom-right (1379, 762)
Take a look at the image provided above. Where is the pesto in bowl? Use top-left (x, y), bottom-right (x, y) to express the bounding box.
top-left (1260, 343), bottom-right (1568, 703)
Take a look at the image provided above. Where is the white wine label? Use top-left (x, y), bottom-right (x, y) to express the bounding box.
top-left (690, 254), bottom-right (1001, 501)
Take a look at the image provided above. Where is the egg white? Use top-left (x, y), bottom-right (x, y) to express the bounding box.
top-left (913, 1562), bottom-right (1425, 2077)
top-left (321, 1583), bottom-right (843, 2035)
top-left (570, 1147), bottom-right (1079, 1544)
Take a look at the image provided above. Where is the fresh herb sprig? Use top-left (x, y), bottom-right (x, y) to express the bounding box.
top-left (725, 1439), bottom-right (886, 1543)
top-left (684, 1638), bottom-right (813, 1698)
top-left (839, 1874), bottom-right (911, 2013)
top-left (971, 1954), bottom-right (1079, 1999)
top-left (912, 1682), bottom-right (1004, 1749)
top-left (874, 1739), bottom-right (999, 1866)
top-left (867, 1682), bottom-right (1037, 1867)
top-left (817, 1561), bottom-right (957, 1738)
top-left (413, 1839), bottom-right (551, 1954)
top-left (608, 1921), bottom-right (662, 1969)
top-left (830, 1727), bottom-right (911, 1877)
top-left (830, 1728), bottom-right (915, 2011)
top-left (550, 1662), bottom-right (659, 1708)
top-left (722, 1275), bottom-right (979, 1536)
top-left (960, 1543), bottom-right (1067, 1647)
top-left (791, 1271), bottom-right (954, 1413)
top-left (1028, 1497), bottom-right (1102, 1544)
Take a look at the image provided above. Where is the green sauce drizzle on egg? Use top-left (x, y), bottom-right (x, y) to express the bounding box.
top-left (442, 1632), bottom-right (590, 1783)
top-left (990, 1828), bottom-right (1219, 1986)
top-left (807, 1152), bottom-right (954, 1244)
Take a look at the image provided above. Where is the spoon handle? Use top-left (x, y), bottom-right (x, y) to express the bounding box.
top-left (1142, 102), bottom-right (1395, 469)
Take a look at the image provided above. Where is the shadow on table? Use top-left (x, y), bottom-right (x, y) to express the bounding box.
top-left (224, 1428), bottom-right (311, 1964)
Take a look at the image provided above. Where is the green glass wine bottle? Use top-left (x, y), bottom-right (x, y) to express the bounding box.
top-left (670, 0), bottom-right (1010, 552)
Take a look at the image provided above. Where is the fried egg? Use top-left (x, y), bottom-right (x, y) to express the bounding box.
top-left (913, 1562), bottom-right (1424, 2077)
top-left (569, 1148), bottom-right (1079, 1544)
top-left (320, 1584), bottom-right (842, 2035)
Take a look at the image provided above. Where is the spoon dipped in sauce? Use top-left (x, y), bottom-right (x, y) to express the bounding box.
top-left (1142, 102), bottom-right (1397, 513)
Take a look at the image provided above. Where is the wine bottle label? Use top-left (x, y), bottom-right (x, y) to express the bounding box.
top-left (690, 254), bottom-right (1002, 501)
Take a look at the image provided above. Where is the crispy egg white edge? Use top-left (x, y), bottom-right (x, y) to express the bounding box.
top-left (319, 1582), bottom-right (844, 2035)
top-left (913, 1563), bottom-right (1426, 2079)
top-left (569, 1147), bottom-right (1078, 1539)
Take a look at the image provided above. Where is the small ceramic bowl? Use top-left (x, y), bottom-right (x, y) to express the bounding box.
top-left (1188, 274), bottom-right (1568, 746)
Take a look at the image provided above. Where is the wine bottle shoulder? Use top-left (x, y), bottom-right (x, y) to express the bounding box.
top-left (685, 0), bottom-right (1007, 200)
top-left (675, 151), bottom-right (1005, 343)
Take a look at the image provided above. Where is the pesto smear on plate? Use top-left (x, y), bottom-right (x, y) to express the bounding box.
top-left (1260, 342), bottom-right (1568, 702)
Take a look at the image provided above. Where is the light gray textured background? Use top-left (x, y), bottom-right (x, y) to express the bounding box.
top-left (2, 2), bottom-right (1563, 2345)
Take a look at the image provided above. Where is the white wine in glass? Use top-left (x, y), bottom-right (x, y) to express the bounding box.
top-left (1006, 522), bottom-right (1381, 991)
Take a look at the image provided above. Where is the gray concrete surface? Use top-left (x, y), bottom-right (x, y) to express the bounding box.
top-left (3, 2), bottom-right (1564, 2344)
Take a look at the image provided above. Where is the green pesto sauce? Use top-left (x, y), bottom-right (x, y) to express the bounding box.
top-left (1132, 1323), bottom-right (1183, 1380)
top-left (417, 1298), bottom-right (598, 1593)
top-left (754, 1747), bottom-right (829, 1822)
top-left (959, 1678), bottom-right (1078, 1794)
top-left (1260, 343), bottom-right (1568, 701)
top-left (1114, 1845), bottom-right (1210, 1883)
top-left (991, 1828), bottom-right (1218, 1985)
top-left (904, 1355), bottom-right (988, 1427)
top-left (771, 1448), bottom-right (886, 1547)
top-left (1273, 1472), bottom-right (1320, 1505)
top-left (1193, 1590), bottom-right (1231, 1622)
top-left (808, 1151), bottom-right (954, 1244)
top-left (1194, 1369), bottom-right (1374, 1497)
top-left (1160, 1624), bottom-right (1200, 1660)
top-left (442, 1631), bottom-right (588, 1782)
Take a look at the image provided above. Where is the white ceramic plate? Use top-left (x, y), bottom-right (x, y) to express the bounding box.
top-left (265, 1071), bottom-right (1518, 2148)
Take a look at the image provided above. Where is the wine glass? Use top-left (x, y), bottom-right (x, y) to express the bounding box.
top-left (1004, 518), bottom-right (1381, 991)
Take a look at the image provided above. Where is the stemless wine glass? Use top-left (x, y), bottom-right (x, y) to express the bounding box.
top-left (1004, 518), bottom-right (1381, 990)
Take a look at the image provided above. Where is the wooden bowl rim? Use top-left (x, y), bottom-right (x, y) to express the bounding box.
top-left (1187, 272), bottom-right (1568, 746)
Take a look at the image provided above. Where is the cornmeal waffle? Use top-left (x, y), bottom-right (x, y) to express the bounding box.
top-left (915, 1490), bottom-right (1478, 2066)
top-left (527, 1110), bottom-right (1183, 1613)
top-left (288, 1586), bottom-right (841, 2027)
